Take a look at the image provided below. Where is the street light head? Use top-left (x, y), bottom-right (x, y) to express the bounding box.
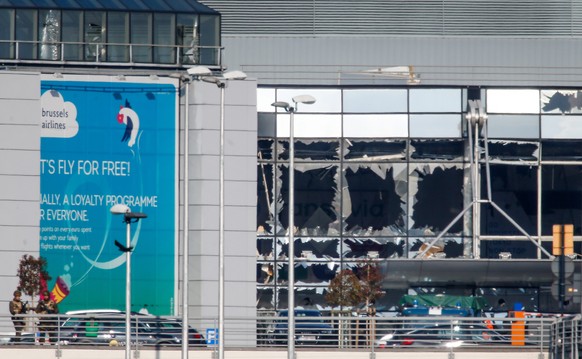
top-left (187, 66), bottom-right (212, 76)
top-left (110, 204), bottom-right (131, 215)
top-left (272, 101), bottom-right (290, 109)
top-left (201, 76), bottom-right (221, 85)
top-left (125, 212), bottom-right (147, 220)
top-left (223, 70), bottom-right (247, 81)
top-left (292, 94), bottom-right (316, 105)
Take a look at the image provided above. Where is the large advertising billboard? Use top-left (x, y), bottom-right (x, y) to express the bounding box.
top-left (39, 77), bottom-right (177, 315)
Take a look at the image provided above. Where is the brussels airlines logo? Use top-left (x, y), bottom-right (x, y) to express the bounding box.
top-left (40, 90), bottom-right (79, 138)
top-left (117, 100), bottom-right (140, 147)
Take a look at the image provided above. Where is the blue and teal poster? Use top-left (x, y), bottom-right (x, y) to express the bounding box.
top-left (39, 78), bottom-right (177, 315)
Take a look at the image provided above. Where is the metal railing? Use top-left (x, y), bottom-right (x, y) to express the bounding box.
top-left (0, 312), bottom-right (558, 354)
top-left (0, 39), bottom-right (223, 69)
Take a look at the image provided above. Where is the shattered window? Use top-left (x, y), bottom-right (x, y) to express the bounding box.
top-left (542, 114), bottom-right (582, 139)
top-left (410, 139), bottom-right (464, 161)
top-left (343, 237), bottom-right (406, 259)
top-left (342, 163), bottom-right (407, 236)
top-left (257, 288), bottom-right (274, 310)
top-left (480, 240), bottom-right (541, 259)
top-left (481, 164), bottom-right (537, 236)
top-left (257, 263), bottom-right (274, 284)
top-left (276, 237), bottom-right (341, 259)
top-left (541, 89), bottom-right (582, 114)
top-left (542, 140), bottom-right (582, 160)
top-left (276, 163), bottom-right (340, 236)
top-left (409, 164), bottom-right (465, 236)
top-left (485, 140), bottom-right (539, 161)
top-left (541, 165), bottom-right (582, 235)
top-left (344, 139), bottom-right (406, 162)
top-left (277, 287), bottom-right (331, 310)
top-left (257, 163), bottom-right (274, 234)
top-left (486, 115), bottom-right (539, 139)
top-left (278, 139), bottom-right (340, 161)
top-left (277, 262), bottom-right (339, 285)
top-left (257, 237), bottom-right (274, 260)
top-left (408, 237), bottom-right (467, 259)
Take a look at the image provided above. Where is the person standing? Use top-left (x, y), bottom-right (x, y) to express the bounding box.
top-left (35, 291), bottom-right (58, 344)
top-left (9, 290), bottom-right (27, 342)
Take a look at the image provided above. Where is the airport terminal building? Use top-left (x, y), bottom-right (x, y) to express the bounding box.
top-left (1, 0), bottom-right (582, 334)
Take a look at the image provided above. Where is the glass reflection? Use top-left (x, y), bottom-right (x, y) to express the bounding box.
top-left (409, 114), bottom-right (462, 138)
top-left (258, 88), bottom-right (276, 112)
top-left (131, 12), bottom-right (152, 63)
top-left (277, 88), bottom-right (341, 113)
top-left (487, 115), bottom-right (539, 139)
top-left (343, 89), bottom-right (407, 113)
top-left (487, 89), bottom-right (540, 114)
top-left (542, 115), bottom-right (582, 139)
top-left (343, 114), bottom-right (408, 138)
top-left (409, 89), bottom-right (461, 113)
top-left (62, 11), bottom-right (82, 61)
top-left (276, 114), bottom-right (341, 138)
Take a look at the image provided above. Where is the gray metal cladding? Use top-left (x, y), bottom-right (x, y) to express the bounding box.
top-left (200, 0), bottom-right (582, 36)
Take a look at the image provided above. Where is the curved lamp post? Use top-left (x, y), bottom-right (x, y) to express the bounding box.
top-left (110, 204), bottom-right (147, 359)
top-left (271, 94), bottom-right (316, 359)
top-left (184, 66), bottom-right (247, 359)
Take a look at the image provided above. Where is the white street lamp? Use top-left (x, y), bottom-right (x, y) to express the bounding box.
top-left (186, 66), bottom-right (247, 359)
top-left (271, 94), bottom-right (316, 359)
top-left (110, 204), bottom-right (147, 359)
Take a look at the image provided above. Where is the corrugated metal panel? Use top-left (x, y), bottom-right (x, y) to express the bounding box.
top-left (200, 0), bottom-right (582, 36)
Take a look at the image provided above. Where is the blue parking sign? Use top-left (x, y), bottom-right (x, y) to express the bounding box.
top-left (206, 328), bottom-right (219, 345)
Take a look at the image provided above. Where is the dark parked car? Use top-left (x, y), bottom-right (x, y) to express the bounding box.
top-left (140, 317), bottom-right (206, 347)
top-left (268, 309), bottom-right (337, 346)
top-left (376, 323), bottom-right (509, 348)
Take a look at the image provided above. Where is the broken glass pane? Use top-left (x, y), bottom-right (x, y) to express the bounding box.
top-left (257, 263), bottom-right (274, 284)
top-left (277, 287), bottom-right (331, 310)
top-left (257, 287), bottom-right (274, 310)
top-left (541, 89), bottom-right (582, 114)
top-left (485, 140), bottom-right (539, 161)
top-left (541, 165), bottom-right (582, 236)
top-left (481, 164), bottom-right (537, 236)
top-left (257, 163), bottom-right (275, 234)
top-left (276, 237), bottom-right (340, 259)
top-left (342, 163), bottom-right (407, 236)
top-left (480, 240), bottom-right (540, 259)
top-left (257, 237), bottom-right (274, 260)
top-left (277, 163), bottom-right (340, 236)
top-left (344, 139), bottom-right (406, 161)
top-left (408, 237), bottom-right (467, 259)
top-left (542, 140), bottom-right (582, 160)
top-left (278, 139), bottom-right (340, 161)
top-left (343, 237), bottom-right (405, 259)
top-left (277, 262), bottom-right (339, 285)
top-left (410, 139), bottom-right (464, 161)
top-left (409, 163), bottom-right (465, 236)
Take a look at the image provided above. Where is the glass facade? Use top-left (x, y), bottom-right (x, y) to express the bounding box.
top-left (0, 5), bottom-right (220, 66)
top-left (257, 87), bottom-right (582, 312)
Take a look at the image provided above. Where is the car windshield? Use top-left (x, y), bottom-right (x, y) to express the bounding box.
top-left (278, 310), bottom-right (325, 323)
